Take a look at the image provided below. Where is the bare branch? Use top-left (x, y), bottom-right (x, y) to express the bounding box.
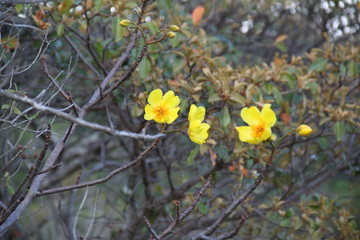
top-left (0, 90), bottom-right (164, 140)
top-left (155, 175), bottom-right (212, 239)
top-left (191, 147), bottom-right (275, 239)
top-left (144, 217), bottom-right (160, 240)
top-left (35, 138), bottom-right (161, 196)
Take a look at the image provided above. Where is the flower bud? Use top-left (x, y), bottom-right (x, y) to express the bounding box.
top-left (296, 124), bottom-right (312, 136)
top-left (167, 31), bottom-right (176, 38)
top-left (270, 134), bottom-right (277, 141)
top-left (119, 19), bottom-right (131, 27)
top-left (168, 25), bottom-right (180, 31)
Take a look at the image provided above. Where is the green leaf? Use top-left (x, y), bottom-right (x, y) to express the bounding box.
top-left (94, 0), bottom-right (104, 12)
top-left (309, 58), bottom-right (328, 72)
top-left (276, 42), bottom-right (287, 52)
top-left (197, 201), bottom-right (208, 214)
top-left (112, 16), bottom-right (125, 42)
top-left (2, 104), bottom-right (10, 109)
top-left (59, 0), bottom-right (74, 14)
top-left (28, 111), bottom-right (40, 120)
top-left (158, 0), bottom-right (171, 10)
top-left (147, 21), bottom-right (159, 35)
top-left (280, 219), bottom-right (290, 227)
top-left (263, 82), bottom-right (273, 95)
top-left (339, 63), bottom-right (347, 77)
top-left (15, 4), bottom-right (23, 12)
top-left (319, 117), bottom-right (331, 126)
top-left (220, 106), bottom-right (231, 129)
top-left (307, 82), bottom-right (319, 95)
top-left (208, 94), bottom-right (221, 103)
top-left (217, 145), bottom-right (229, 161)
top-left (229, 93), bottom-right (245, 104)
top-left (12, 106), bottom-right (21, 115)
top-left (273, 86), bottom-right (283, 104)
top-left (6, 89), bottom-right (15, 94)
top-left (187, 145), bottom-right (199, 165)
top-left (139, 57), bottom-right (151, 79)
top-left (7, 185), bottom-right (15, 195)
top-left (281, 72), bottom-right (296, 89)
top-left (348, 61), bottom-right (359, 77)
top-left (333, 121), bottom-right (345, 142)
top-left (57, 23), bottom-right (64, 37)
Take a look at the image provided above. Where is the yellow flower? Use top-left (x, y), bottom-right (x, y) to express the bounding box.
top-left (188, 104), bottom-right (210, 144)
top-left (144, 89), bottom-right (180, 124)
top-left (296, 124), bottom-right (312, 136)
top-left (236, 104), bottom-right (277, 144)
top-left (119, 19), bottom-right (131, 27)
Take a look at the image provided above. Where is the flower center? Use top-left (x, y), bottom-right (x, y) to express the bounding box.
top-left (154, 106), bottom-right (168, 119)
top-left (252, 124), bottom-right (265, 138)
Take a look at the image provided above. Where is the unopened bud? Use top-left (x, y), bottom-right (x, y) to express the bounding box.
top-left (119, 19), bottom-right (131, 27)
top-left (296, 124), bottom-right (312, 136)
top-left (168, 25), bottom-right (180, 31)
top-left (270, 134), bottom-right (277, 141)
top-left (167, 31), bottom-right (176, 38)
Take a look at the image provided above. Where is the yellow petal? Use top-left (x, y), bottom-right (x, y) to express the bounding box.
top-left (261, 104), bottom-right (276, 127)
top-left (260, 127), bottom-right (272, 142)
top-left (188, 104), bottom-right (197, 121)
top-left (162, 90), bottom-right (180, 108)
top-left (200, 122), bottom-right (210, 132)
top-left (189, 119), bottom-right (201, 129)
top-left (144, 105), bottom-right (155, 120)
top-left (188, 105), bottom-right (205, 122)
top-left (148, 89), bottom-right (163, 105)
top-left (241, 106), bottom-right (261, 126)
top-left (236, 126), bottom-right (253, 143)
top-left (188, 123), bottom-right (210, 144)
top-left (165, 107), bottom-right (180, 124)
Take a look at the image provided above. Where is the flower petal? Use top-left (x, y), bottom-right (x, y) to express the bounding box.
top-left (189, 120), bottom-right (202, 132)
top-left (260, 127), bottom-right (272, 142)
top-left (260, 104), bottom-right (276, 127)
top-left (144, 105), bottom-right (155, 120)
top-left (188, 104), bottom-right (196, 121)
top-left (188, 123), bottom-right (210, 144)
top-left (240, 106), bottom-right (261, 126)
top-left (162, 90), bottom-right (180, 108)
top-left (188, 105), bottom-right (205, 122)
top-left (236, 126), bottom-right (253, 143)
top-left (148, 89), bottom-right (163, 105)
top-left (165, 107), bottom-right (180, 124)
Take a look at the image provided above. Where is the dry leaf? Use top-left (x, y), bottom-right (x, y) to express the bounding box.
top-left (275, 34), bottom-right (288, 43)
top-left (280, 112), bottom-right (291, 125)
top-left (192, 5), bottom-right (205, 27)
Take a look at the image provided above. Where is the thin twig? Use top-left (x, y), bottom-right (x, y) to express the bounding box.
top-left (35, 138), bottom-right (160, 196)
top-left (191, 147), bottom-right (275, 239)
top-left (36, 163), bottom-right (62, 175)
top-left (156, 175), bottom-right (212, 239)
top-left (214, 212), bottom-right (249, 240)
top-left (144, 217), bottom-right (160, 240)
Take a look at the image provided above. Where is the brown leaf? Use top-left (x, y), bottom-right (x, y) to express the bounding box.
top-left (275, 34), bottom-right (288, 43)
top-left (209, 148), bottom-right (217, 166)
top-left (192, 5), bottom-right (205, 27)
top-left (280, 112), bottom-right (291, 125)
top-left (167, 80), bottom-right (182, 87)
